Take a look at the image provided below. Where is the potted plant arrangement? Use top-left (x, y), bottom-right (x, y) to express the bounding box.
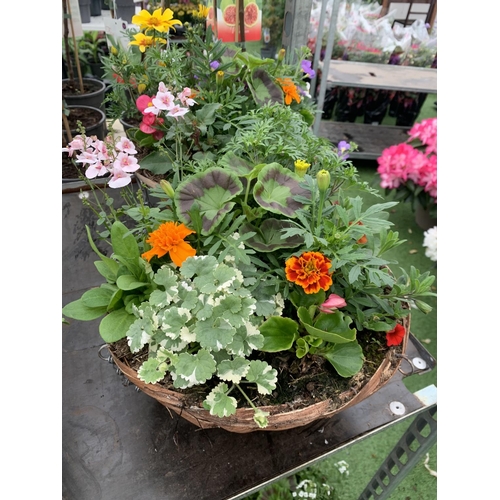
top-left (62, 5), bottom-right (436, 432)
top-left (376, 117), bottom-right (437, 230)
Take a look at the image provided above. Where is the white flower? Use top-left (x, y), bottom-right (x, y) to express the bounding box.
top-left (422, 226), bottom-right (437, 262)
top-left (78, 191), bottom-right (89, 199)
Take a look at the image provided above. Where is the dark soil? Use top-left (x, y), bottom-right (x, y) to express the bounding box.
top-left (62, 79), bottom-right (102, 97)
top-left (108, 329), bottom-right (402, 412)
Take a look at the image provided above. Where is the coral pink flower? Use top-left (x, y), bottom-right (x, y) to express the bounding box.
top-left (177, 87), bottom-right (196, 107)
top-left (136, 94), bottom-right (154, 113)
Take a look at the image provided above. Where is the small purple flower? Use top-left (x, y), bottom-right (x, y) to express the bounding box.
top-left (301, 59), bottom-right (316, 79)
top-left (337, 141), bottom-right (351, 160)
top-left (210, 60), bottom-right (220, 71)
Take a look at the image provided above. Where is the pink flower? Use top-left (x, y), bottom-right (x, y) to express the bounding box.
top-left (85, 162), bottom-right (109, 179)
top-left (177, 87), bottom-right (196, 107)
top-left (319, 294), bottom-right (347, 313)
top-left (65, 136), bottom-right (86, 157)
top-left (108, 166), bottom-right (133, 188)
top-left (115, 137), bottom-right (137, 155)
top-left (152, 90), bottom-right (176, 111)
top-left (136, 94), bottom-right (154, 113)
top-left (113, 152), bottom-right (139, 172)
top-left (166, 105), bottom-right (189, 120)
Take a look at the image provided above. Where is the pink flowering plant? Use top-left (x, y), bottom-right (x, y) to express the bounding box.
top-left (63, 132), bottom-right (141, 189)
top-left (376, 117), bottom-right (437, 216)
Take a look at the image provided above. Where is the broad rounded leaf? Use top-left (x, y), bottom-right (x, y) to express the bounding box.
top-left (260, 316), bottom-right (298, 352)
top-left (99, 309), bottom-right (136, 343)
top-left (174, 167), bottom-right (243, 235)
top-left (62, 298), bottom-right (107, 321)
top-left (321, 342), bottom-right (364, 377)
top-left (253, 163), bottom-right (309, 217)
top-left (297, 307), bottom-right (356, 344)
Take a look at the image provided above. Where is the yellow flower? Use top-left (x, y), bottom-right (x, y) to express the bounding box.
top-left (129, 33), bottom-right (166, 53)
top-left (137, 83), bottom-right (147, 94)
top-left (132, 8), bottom-right (182, 33)
top-left (110, 46), bottom-right (118, 55)
top-left (194, 4), bottom-right (210, 19)
top-left (142, 222), bottom-right (196, 267)
top-left (294, 159), bottom-right (310, 177)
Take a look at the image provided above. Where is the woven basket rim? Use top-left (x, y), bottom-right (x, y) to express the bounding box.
top-left (107, 315), bottom-right (410, 433)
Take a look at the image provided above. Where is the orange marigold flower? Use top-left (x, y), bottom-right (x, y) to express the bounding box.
top-left (142, 222), bottom-right (196, 267)
top-left (285, 251), bottom-right (333, 294)
top-left (276, 78), bottom-right (301, 105)
top-left (386, 324), bottom-right (406, 347)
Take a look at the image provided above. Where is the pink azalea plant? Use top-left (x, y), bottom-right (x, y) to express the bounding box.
top-left (63, 134), bottom-right (140, 188)
top-left (376, 117), bottom-right (437, 211)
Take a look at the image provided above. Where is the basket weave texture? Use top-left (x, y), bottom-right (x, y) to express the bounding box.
top-left (108, 316), bottom-right (410, 433)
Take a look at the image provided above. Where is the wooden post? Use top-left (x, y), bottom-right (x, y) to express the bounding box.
top-left (281, 0), bottom-right (313, 64)
top-left (65, 0), bottom-right (85, 93)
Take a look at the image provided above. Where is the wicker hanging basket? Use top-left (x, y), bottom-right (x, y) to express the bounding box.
top-left (105, 315), bottom-right (410, 433)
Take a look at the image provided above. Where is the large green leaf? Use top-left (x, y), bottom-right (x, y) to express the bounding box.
top-left (253, 163), bottom-right (309, 217)
top-left (81, 287), bottom-right (114, 308)
top-left (174, 167), bottom-right (243, 235)
top-left (297, 307), bottom-right (357, 344)
top-left (62, 298), bottom-right (107, 321)
top-left (320, 342), bottom-right (364, 377)
top-left (260, 316), bottom-right (298, 352)
top-left (240, 218), bottom-right (304, 252)
top-left (98, 309), bottom-right (136, 343)
top-left (110, 221), bottom-right (142, 278)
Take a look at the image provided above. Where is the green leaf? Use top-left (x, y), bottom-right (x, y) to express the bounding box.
top-left (195, 318), bottom-right (235, 352)
top-left (249, 68), bottom-right (284, 106)
top-left (246, 360), bottom-right (278, 395)
top-left (260, 316), bottom-right (298, 352)
top-left (173, 349), bottom-right (217, 388)
top-left (110, 221), bottom-right (142, 277)
top-left (253, 163), bottom-right (310, 217)
top-left (240, 218), bottom-right (304, 252)
top-left (321, 342), bottom-right (364, 377)
top-left (85, 225), bottom-right (120, 279)
top-left (62, 298), bottom-right (107, 321)
top-left (81, 287), bottom-right (114, 308)
top-left (116, 274), bottom-right (149, 291)
top-left (297, 308), bottom-right (357, 344)
top-left (217, 357), bottom-right (250, 383)
top-left (137, 358), bottom-right (167, 384)
top-left (174, 167), bottom-right (243, 235)
top-left (203, 383), bottom-right (237, 417)
top-left (138, 150), bottom-right (173, 175)
top-left (98, 309), bottom-right (136, 343)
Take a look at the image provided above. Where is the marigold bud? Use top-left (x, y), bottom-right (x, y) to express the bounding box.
top-left (277, 48), bottom-right (286, 61)
top-left (160, 180), bottom-right (175, 198)
top-left (316, 169), bottom-right (330, 192)
top-left (216, 70), bottom-right (224, 85)
top-left (294, 159), bottom-right (311, 178)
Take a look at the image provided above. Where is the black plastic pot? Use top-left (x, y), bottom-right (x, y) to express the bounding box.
top-left (62, 77), bottom-right (107, 111)
top-left (90, 0), bottom-right (102, 16)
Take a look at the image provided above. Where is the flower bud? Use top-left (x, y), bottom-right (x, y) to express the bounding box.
top-left (216, 70), bottom-right (224, 85)
top-left (319, 294), bottom-right (347, 313)
top-left (253, 409), bottom-right (270, 428)
top-left (160, 180), bottom-right (175, 198)
top-left (277, 48), bottom-right (286, 61)
top-left (316, 169), bottom-right (330, 192)
top-left (294, 159), bottom-right (310, 178)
